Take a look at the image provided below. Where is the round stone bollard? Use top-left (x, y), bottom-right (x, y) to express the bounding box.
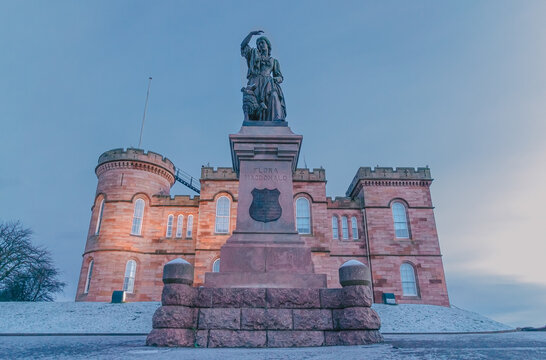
top-left (339, 260), bottom-right (371, 287)
top-left (162, 258), bottom-right (194, 285)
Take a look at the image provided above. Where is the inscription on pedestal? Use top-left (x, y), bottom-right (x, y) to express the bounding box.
top-left (249, 188), bottom-right (282, 222)
top-left (244, 167), bottom-right (288, 181)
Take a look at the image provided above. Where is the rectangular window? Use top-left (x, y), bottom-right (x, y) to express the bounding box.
top-left (392, 203), bottom-right (410, 239)
top-left (296, 198), bottom-right (311, 234)
top-left (166, 215), bottom-right (174, 237)
top-left (123, 260), bottom-right (137, 293)
top-left (175, 215), bottom-right (183, 238)
top-left (215, 197), bottom-right (230, 233)
top-left (131, 199), bottom-right (144, 235)
top-left (332, 217), bottom-right (339, 239)
top-left (186, 215), bottom-right (193, 238)
top-left (351, 217), bottom-right (358, 240)
top-left (341, 216), bottom-right (349, 240)
top-left (84, 260), bottom-right (93, 294)
top-left (95, 200), bottom-right (104, 235)
top-left (401, 264), bottom-right (418, 296)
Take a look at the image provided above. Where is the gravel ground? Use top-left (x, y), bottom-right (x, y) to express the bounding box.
top-left (0, 332), bottom-right (545, 360)
top-left (0, 302), bottom-right (513, 334)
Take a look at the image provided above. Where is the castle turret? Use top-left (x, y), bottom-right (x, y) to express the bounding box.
top-left (76, 148), bottom-right (176, 301)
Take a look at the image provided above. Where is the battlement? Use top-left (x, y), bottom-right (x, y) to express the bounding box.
top-left (201, 167), bottom-right (238, 180)
top-left (346, 166), bottom-right (432, 197)
top-left (97, 148), bottom-right (175, 174)
top-left (293, 168), bottom-right (326, 182)
top-left (327, 196), bottom-right (361, 209)
top-left (152, 194), bottom-right (200, 207)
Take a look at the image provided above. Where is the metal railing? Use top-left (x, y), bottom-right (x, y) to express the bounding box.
top-left (174, 168), bottom-right (200, 194)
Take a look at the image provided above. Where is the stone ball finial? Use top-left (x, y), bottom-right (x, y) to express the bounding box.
top-left (162, 258), bottom-right (194, 285)
top-left (339, 260), bottom-right (371, 287)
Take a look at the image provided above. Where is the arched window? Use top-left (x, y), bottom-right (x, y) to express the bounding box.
top-left (131, 199), bottom-right (145, 235)
top-left (351, 217), bottom-right (358, 240)
top-left (175, 215), bottom-right (184, 238)
top-left (186, 215), bottom-right (193, 238)
top-left (215, 196), bottom-right (230, 233)
top-left (341, 216), bottom-right (349, 240)
top-left (400, 263), bottom-right (418, 296)
top-left (296, 197), bottom-right (311, 234)
top-left (166, 214), bottom-right (174, 237)
top-left (392, 202), bottom-right (409, 238)
top-left (123, 260), bottom-right (137, 293)
top-left (95, 200), bottom-right (105, 235)
top-left (212, 259), bottom-right (220, 272)
top-left (332, 216), bottom-right (339, 239)
top-left (84, 260), bottom-right (93, 294)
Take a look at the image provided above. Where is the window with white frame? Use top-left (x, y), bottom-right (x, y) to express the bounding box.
top-left (186, 215), bottom-right (193, 238)
top-left (212, 259), bottom-right (220, 272)
top-left (94, 199), bottom-right (105, 235)
top-left (332, 216), bottom-right (339, 239)
top-left (175, 215), bottom-right (184, 238)
top-left (296, 197), bottom-right (311, 234)
top-left (131, 199), bottom-right (145, 235)
top-left (392, 202), bottom-right (410, 238)
top-left (351, 216), bottom-right (358, 240)
top-left (166, 214), bottom-right (174, 237)
top-left (84, 260), bottom-right (93, 294)
top-left (400, 263), bottom-right (418, 296)
top-left (341, 216), bottom-right (349, 240)
top-left (215, 196), bottom-right (230, 233)
top-left (123, 260), bottom-right (137, 293)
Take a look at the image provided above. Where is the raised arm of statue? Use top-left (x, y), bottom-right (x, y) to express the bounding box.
top-left (241, 30), bottom-right (264, 59)
top-left (241, 30), bottom-right (264, 49)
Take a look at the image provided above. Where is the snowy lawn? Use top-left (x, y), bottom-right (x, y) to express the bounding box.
top-left (0, 302), bottom-right (513, 334)
top-left (374, 304), bottom-right (513, 333)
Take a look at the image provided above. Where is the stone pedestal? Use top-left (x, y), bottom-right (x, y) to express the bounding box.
top-left (146, 122), bottom-right (383, 348)
top-left (204, 124), bottom-right (326, 288)
top-left (147, 259), bottom-right (383, 348)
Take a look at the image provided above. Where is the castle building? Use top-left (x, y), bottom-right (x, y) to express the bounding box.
top-left (76, 148), bottom-right (449, 306)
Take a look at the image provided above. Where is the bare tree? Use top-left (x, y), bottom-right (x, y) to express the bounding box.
top-left (0, 221), bottom-right (65, 301)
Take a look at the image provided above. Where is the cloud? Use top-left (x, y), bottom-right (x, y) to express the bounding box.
top-left (447, 271), bottom-right (546, 328)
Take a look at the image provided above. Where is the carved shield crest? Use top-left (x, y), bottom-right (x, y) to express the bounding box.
top-left (249, 188), bottom-right (282, 223)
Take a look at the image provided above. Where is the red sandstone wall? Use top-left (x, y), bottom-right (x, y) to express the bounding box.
top-left (194, 177), bottom-right (239, 286)
top-left (76, 251), bottom-right (196, 302)
top-left (370, 255), bottom-right (449, 306)
top-left (76, 150), bottom-right (197, 302)
top-left (77, 158), bottom-right (449, 307)
top-left (355, 183), bottom-right (449, 306)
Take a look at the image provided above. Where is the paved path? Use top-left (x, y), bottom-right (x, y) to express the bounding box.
top-left (0, 332), bottom-right (545, 359)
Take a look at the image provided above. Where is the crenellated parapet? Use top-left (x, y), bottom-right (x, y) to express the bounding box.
top-left (293, 168), bottom-right (326, 182)
top-left (96, 148), bottom-right (176, 185)
top-left (346, 166), bottom-right (432, 198)
top-left (327, 197), bottom-right (361, 209)
top-left (152, 195), bottom-right (200, 207)
top-left (201, 167), bottom-right (238, 180)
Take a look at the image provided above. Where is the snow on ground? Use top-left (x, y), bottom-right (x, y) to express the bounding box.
top-left (374, 304), bottom-right (514, 333)
top-left (0, 302), bottom-right (514, 334)
top-left (0, 302), bottom-right (158, 334)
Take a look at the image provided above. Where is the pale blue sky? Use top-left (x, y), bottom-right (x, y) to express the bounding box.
top-left (1, 1), bottom-right (545, 327)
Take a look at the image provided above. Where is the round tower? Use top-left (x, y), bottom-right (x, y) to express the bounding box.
top-left (76, 148), bottom-right (175, 302)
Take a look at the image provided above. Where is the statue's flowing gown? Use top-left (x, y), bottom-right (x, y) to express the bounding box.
top-left (241, 45), bottom-right (286, 121)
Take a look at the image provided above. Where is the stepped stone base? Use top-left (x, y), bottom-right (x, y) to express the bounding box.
top-left (204, 272), bottom-right (327, 289)
top-left (146, 284), bottom-right (383, 348)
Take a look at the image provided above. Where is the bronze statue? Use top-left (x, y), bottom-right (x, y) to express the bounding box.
top-left (241, 30), bottom-right (286, 122)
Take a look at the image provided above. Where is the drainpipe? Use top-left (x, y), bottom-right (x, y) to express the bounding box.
top-left (361, 198), bottom-right (375, 303)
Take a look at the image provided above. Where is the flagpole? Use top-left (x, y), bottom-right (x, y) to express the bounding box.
top-left (138, 77), bottom-right (152, 149)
